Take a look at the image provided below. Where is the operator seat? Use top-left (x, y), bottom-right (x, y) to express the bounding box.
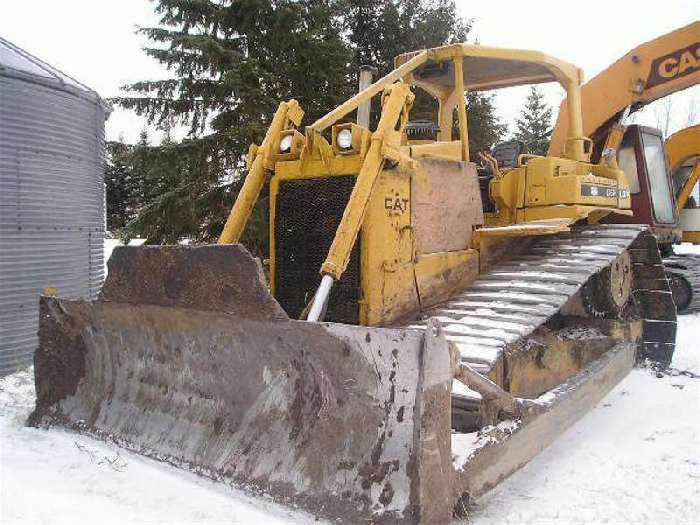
top-left (478, 140), bottom-right (525, 212)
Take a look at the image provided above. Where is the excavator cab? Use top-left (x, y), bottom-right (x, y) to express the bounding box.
top-left (609, 125), bottom-right (681, 246)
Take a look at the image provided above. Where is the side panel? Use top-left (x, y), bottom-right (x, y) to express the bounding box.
top-left (361, 167), bottom-right (419, 325)
top-left (411, 159), bottom-right (483, 252)
top-left (414, 250), bottom-right (479, 310)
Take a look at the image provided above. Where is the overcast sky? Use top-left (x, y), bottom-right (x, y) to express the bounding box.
top-left (1, 0), bottom-right (697, 143)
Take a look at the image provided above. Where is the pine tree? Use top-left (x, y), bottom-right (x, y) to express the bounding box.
top-left (105, 139), bottom-right (142, 237)
top-left (465, 92), bottom-right (508, 161)
top-left (346, 0), bottom-right (472, 123)
top-left (114, 0), bottom-right (352, 250)
top-left (513, 86), bottom-right (553, 155)
top-left (347, 0), bottom-right (471, 76)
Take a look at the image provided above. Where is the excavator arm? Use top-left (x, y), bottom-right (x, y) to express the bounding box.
top-left (549, 21), bottom-right (700, 157)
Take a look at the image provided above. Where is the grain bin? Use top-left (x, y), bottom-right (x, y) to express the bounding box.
top-left (0, 38), bottom-right (109, 376)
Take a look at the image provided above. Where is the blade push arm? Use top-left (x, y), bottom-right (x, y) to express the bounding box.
top-left (218, 99), bottom-right (303, 244)
top-left (307, 83), bottom-right (415, 322)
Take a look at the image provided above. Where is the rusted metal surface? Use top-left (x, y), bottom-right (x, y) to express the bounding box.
top-left (101, 244), bottom-right (288, 320)
top-left (411, 159), bottom-right (483, 253)
top-left (30, 296), bottom-right (454, 523)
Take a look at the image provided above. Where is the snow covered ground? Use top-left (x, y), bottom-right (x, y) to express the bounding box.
top-left (1, 245), bottom-right (698, 524)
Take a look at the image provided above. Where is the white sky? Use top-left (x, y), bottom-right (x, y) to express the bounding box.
top-left (1, 0), bottom-right (698, 144)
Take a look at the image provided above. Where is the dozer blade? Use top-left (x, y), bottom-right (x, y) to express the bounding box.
top-left (29, 245), bottom-right (456, 524)
top-left (28, 242), bottom-right (667, 523)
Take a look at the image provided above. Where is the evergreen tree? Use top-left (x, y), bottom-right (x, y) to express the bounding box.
top-left (346, 0), bottom-right (471, 123)
top-left (105, 139), bottom-right (142, 236)
top-left (347, 0), bottom-right (471, 76)
top-left (114, 0), bottom-right (352, 249)
top-left (513, 86), bottom-right (553, 155)
top-left (465, 92), bottom-right (508, 161)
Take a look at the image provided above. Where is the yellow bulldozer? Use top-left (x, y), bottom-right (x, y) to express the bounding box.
top-left (30, 43), bottom-right (677, 523)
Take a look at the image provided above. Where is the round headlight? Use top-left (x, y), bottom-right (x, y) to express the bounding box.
top-left (336, 128), bottom-right (353, 150)
top-left (279, 134), bottom-right (294, 153)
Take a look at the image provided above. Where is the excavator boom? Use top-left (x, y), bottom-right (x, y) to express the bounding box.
top-left (549, 21), bottom-right (700, 157)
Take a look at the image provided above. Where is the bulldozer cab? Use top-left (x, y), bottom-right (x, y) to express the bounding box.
top-left (394, 44), bottom-right (587, 160)
top-left (392, 46), bottom-right (634, 226)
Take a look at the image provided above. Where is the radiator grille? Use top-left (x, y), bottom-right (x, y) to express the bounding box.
top-left (274, 176), bottom-right (361, 324)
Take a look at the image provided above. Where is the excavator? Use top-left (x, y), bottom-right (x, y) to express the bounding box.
top-left (549, 21), bottom-right (700, 312)
top-left (30, 43), bottom-right (676, 524)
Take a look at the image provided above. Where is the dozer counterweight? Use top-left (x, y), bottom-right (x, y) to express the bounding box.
top-left (31, 42), bottom-right (677, 524)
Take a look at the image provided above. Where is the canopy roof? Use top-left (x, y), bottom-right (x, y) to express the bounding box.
top-left (395, 44), bottom-right (583, 93)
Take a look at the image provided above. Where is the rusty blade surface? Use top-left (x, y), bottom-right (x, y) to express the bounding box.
top-left (100, 244), bottom-right (288, 320)
top-left (30, 297), bottom-right (454, 524)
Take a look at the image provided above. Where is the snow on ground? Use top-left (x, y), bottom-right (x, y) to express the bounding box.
top-left (674, 242), bottom-right (700, 256)
top-left (0, 245), bottom-right (698, 524)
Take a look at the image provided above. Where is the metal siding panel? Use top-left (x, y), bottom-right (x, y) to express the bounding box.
top-left (0, 73), bottom-right (105, 376)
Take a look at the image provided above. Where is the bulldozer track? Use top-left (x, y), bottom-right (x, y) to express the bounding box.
top-left (663, 253), bottom-right (700, 313)
top-left (402, 224), bottom-right (676, 420)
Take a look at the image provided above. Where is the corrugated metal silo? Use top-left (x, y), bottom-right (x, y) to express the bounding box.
top-left (0, 38), bottom-right (109, 376)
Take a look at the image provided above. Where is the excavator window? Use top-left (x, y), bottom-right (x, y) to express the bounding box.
top-left (642, 131), bottom-right (676, 224)
top-left (617, 143), bottom-right (641, 193)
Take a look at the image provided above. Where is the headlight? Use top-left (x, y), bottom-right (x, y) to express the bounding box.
top-left (336, 128), bottom-right (353, 150)
top-left (279, 134), bottom-right (294, 153)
